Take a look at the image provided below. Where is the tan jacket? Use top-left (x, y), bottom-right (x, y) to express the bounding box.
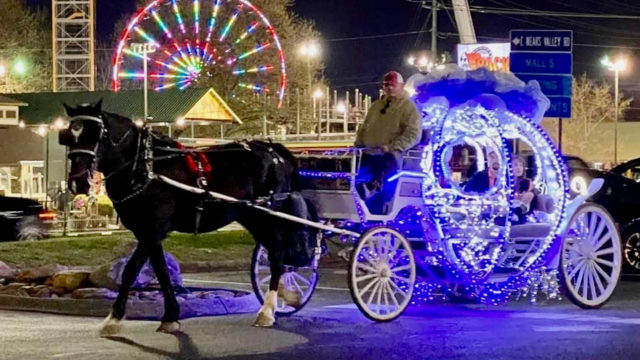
top-left (354, 91), bottom-right (421, 152)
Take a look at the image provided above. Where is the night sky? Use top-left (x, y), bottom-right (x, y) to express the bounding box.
top-left (28, 0), bottom-right (640, 117)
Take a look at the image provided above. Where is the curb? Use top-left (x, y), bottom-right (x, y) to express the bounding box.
top-left (0, 287), bottom-right (260, 320)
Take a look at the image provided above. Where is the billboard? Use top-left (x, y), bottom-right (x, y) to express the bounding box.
top-left (457, 43), bottom-right (510, 72)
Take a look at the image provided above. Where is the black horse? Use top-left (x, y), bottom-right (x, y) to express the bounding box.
top-left (58, 101), bottom-right (316, 334)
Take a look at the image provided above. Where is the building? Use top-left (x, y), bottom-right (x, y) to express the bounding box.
top-left (0, 87), bottom-right (241, 200)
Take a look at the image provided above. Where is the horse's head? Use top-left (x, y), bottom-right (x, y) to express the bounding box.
top-left (58, 100), bottom-right (105, 195)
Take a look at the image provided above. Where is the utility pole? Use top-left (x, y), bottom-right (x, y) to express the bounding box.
top-left (431, 0), bottom-right (438, 55)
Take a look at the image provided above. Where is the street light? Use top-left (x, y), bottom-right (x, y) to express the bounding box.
top-left (312, 88), bottom-right (324, 138)
top-left (131, 43), bottom-right (157, 124)
top-left (13, 59), bottom-right (27, 76)
top-left (601, 55), bottom-right (628, 164)
top-left (407, 53), bottom-right (436, 73)
top-left (298, 41), bottom-right (321, 92)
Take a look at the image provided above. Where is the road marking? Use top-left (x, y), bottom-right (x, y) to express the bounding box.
top-left (532, 325), bottom-right (618, 332)
top-left (512, 312), bottom-right (640, 325)
top-left (323, 304), bottom-right (358, 309)
top-left (50, 350), bottom-right (108, 358)
top-left (182, 278), bottom-right (350, 291)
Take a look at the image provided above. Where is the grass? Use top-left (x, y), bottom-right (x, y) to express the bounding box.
top-left (0, 231), bottom-right (255, 269)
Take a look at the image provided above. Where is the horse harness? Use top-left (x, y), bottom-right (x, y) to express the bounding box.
top-left (63, 115), bottom-right (288, 211)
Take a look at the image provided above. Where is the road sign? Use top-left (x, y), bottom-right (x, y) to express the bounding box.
top-left (509, 29), bottom-right (573, 119)
top-left (546, 97), bottom-right (572, 118)
top-left (510, 30), bottom-right (573, 52)
top-left (515, 74), bottom-right (572, 97)
top-left (510, 53), bottom-right (572, 74)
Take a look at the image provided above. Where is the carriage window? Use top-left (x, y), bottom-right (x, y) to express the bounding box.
top-left (621, 165), bottom-right (640, 182)
top-left (442, 138), bottom-right (502, 195)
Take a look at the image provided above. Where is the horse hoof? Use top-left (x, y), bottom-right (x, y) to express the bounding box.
top-left (99, 313), bottom-right (123, 337)
top-left (278, 287), bottom-right (302, 308)
top-left (253, 311), bottom-right (275, 327)
top-left (156, 321), bottom-right (181, 333)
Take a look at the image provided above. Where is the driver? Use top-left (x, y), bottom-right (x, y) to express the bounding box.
top-left (355, 71), bottom-right (421, 200)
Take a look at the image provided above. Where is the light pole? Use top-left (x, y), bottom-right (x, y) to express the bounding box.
top-left (601, 55), bottom-right (627, 164)
top-left (131, 43), bottom-right (157, 123)
top-left (313, 88), bottom-right (324, 139)
top-left (298, 41), bottom-right (321, 92)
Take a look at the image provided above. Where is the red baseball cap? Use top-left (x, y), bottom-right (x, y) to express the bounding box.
top-left (383, 71), bottom-right (404, 86)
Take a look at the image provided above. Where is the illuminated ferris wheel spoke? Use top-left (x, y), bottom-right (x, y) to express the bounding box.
top-left (156, 77), bottom-right (192, 91)
top-left (228, 42), bottom-right (271, 65)
top-left (151, 10), bottom-right (173, 39)
top-left (171, 0), bottom-right (187, 34)
top-left (206, 0), bottom-right (221, 41)
top-left (233, 22), bottom-right (260, 45)
top-left (133, 26), bottom-right (160, 47)
top-left (232, 64), bottom-right (273, 75)
top-left (194, 0), bottom-right (201, 36)
top-left (219, 8), bottom-right (241, 42)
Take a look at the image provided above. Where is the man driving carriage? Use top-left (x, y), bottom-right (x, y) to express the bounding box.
top-left (354, 71), bottom-right (422, 208)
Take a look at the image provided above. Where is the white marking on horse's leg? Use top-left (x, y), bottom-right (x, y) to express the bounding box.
top-left (156, 321), bottom-right (182, 333)
top-left (254, 290), bottom-right (277, 327)
top-left (278, 275), bottom-right (303, 308)
top-left (99, 312), bottom-right (123, 337)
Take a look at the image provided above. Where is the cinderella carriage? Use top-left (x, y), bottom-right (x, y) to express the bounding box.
top-left (251, 66), bottom-right (622, 322)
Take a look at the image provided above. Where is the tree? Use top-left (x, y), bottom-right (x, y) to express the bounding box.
top-left (103, 0), bottom-right (323, 136)
top-left (560, 75), bottom-right (631, 159)
top-left (0, 0), bottom-right (51, 93)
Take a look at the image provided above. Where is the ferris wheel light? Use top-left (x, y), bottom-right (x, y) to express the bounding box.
top-left (113, 0), bottom-right (287, 106)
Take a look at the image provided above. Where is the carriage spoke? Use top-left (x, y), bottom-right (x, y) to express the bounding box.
top-left (568, 258), bottom-right (586, 279)
top-left (594, 258), bottom-right (615, 268)
top-left (594, 247), bottom-right (615, 257)
top-left (259, 275), bottom-right (271, 286)
top-left (383, 282), bottom-right (390, 313)
top-left (390, 274), bottom-right (411, 283)
top-left (291, 276), bottom-right (305, 295)
top-left (592, 216), bottom-right (606, 246)
top-left (291, 271), bottom-right (312, 286)
top-left (593, 260), bottom-right (613, 283)
top-left (579, 265), bottom-right (588, 299)
top-left (388, 278), bottom-right (408, 298)
top-left (356, 273), bottom-right (379, 283)
top-left (588, 264), bottom-right (597, 299)
top-left (391, 264), bottom-right (412, 273)
top-left (358, 278), bottom-right (379, 298)
top-left (385, 281), bottom-right (400, 308)
top-left (356, 262), bottom-right (378, 274)
top-left (366, 281), bottom-right (382, 306)
top-left (593, 233), bottom-right (613, 252)
top-left (575, 263), bottom-right (586, 295)
top-left (375, 282), bottom-right (384, 314)
top-left (592, 262), bottom-right (606, 295)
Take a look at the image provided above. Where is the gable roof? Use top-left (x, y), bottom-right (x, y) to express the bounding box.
top-left (0, 95), bottom-right (27, 106)
top-left (8, 87), bottom-right (242, 125)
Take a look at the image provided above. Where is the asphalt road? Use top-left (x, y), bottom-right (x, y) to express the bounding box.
top-left (2, 269), bottom-right (640, 360)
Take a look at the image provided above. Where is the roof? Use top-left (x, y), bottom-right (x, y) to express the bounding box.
top-left (9, 87), bottom-right (242, 125)
top-left (0, 95), bottom-right (27, 106)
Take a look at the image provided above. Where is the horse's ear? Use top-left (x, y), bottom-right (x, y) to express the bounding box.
top-left (93, 99), bottom-right (103, 113)
top-left (63, 103), bottom-right (75, 117)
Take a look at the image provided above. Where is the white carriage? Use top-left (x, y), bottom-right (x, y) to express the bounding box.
top-left (251, 67), bottom-right (622, 322)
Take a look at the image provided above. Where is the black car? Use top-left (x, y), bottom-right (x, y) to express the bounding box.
top-left (0, 195), bottom-right (50, 241)
top-left (564, 155), bottom-right (640, 274)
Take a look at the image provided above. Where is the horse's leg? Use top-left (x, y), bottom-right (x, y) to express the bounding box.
top-left (254, 249), bottom-right (284, 327)
top-left (147, 241), bottom-right (181, 333)
top-left (100, 244), bottom-right (149, 336)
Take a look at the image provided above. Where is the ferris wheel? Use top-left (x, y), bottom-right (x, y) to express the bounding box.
top-left (112, 0), bottom-right (287, 106)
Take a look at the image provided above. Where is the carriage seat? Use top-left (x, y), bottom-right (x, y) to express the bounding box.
top-left (508, 194), bottom-right (555, 239)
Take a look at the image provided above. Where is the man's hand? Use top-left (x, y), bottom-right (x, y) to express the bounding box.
top-left (380, 145), bottom-right (389, 152)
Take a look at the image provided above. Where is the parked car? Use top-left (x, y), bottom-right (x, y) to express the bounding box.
top-left (0, 195), bottom-right (51, 241)
top-left (564, 155), bottom-right (640, 274)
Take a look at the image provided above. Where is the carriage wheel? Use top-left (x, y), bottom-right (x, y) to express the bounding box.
top-left (348, 227), bottom-right (416, 322)
top-left (560, 203), bottom-right (622, 309)
top-left (621, 225), bottom-right (640, 272)
top-left (250, 244), bottom-right (319, 316)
